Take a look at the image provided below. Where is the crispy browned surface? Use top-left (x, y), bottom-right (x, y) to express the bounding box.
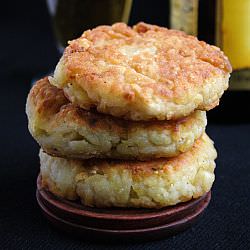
top-left (28, 77), bottom-right (68, 116)
top-left (26, 78), bottom-right (207, 160)
top-left (51, 22), bottom-right (231, 121)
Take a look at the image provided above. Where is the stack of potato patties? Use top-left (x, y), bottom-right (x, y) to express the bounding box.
top-left (26, 23), bottom-right (231, 208)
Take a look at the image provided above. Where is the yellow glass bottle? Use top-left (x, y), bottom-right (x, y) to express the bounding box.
top-left (217, 0), bottom-right (250, 90)
top-left (170, 0), bottom-right (250, 121)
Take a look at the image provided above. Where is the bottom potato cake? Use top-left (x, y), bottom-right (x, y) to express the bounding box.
top-left (40, 133), bottom-right (216, 208)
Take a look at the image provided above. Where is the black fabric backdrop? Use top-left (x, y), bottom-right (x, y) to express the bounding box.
top-left (0, 1), bottom-right (249, 249)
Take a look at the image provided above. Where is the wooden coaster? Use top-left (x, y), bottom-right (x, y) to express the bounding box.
top-left (36, 174), bottom-right (211, 241)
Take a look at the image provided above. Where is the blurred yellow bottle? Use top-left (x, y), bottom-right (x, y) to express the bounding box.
top-left (217, 0), bottom-right (250, 71)
top-left (170, 0), bottom-right (250, 120)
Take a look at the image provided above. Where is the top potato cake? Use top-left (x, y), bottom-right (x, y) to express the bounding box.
top-left (50, 22), bottom-right (231, 121)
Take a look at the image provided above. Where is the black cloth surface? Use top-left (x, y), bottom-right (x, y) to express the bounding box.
top-left (1, 1), bottom-right (250, 249)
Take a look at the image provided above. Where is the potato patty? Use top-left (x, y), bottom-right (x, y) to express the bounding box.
top-left (50, 22), bottom-right (231, 121)
top-left (26, 77), bottom-right (206, 160)
top-left (40, 133), bottom-right (216, 208)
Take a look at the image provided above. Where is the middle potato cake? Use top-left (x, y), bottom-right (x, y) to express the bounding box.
top-left (26, 77), bottom-right (207, 160)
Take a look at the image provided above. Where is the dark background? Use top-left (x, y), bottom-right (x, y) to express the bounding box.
top-left (0, 0), bottom-right (249, 249)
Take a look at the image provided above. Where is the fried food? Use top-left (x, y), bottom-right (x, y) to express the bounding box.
top-left (26, 77), bottom-right (206, 160)
top-left (40, 133), bottom-right (216, 208)
top-left (50, 22), bottom-right (231, 121)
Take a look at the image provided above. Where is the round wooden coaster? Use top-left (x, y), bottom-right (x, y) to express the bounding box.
top-left (37, 174), bottom-right (211, 241)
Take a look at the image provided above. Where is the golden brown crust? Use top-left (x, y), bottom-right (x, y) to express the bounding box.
top-left (51, 22), bottom-right (231, 121)
top-left (26, 78), bottom-right (207, 160)
top-left (29, 77), bottom-right (68, 116)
